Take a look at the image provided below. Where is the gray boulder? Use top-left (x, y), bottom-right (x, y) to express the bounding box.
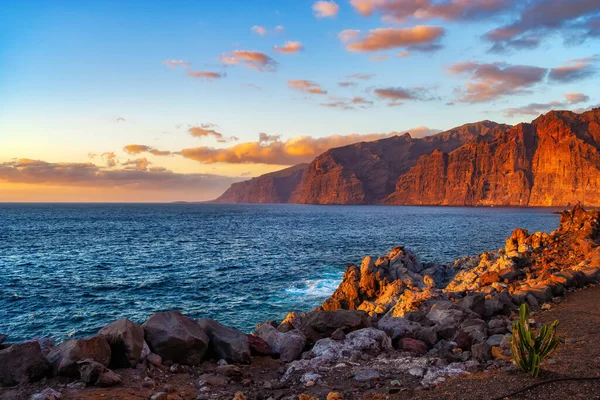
top-left (142, 311), bottom-right (209, 365)
top-left (197, 318), bottom-right (251, 364)
top-left (253, 324), bottom-right (306, 362)
top-left (29, 388), bottom-right (62, 400)
top-left (377, 316), bottom-right (420, 340)
top-left (46, 336), bottom-right (111, 377)
top-left (426, 302), bottom-right (468, 328)
top-left (0, 342), bottom-right (51, 386)
top-left (98, 318), bottom-right (145, 368)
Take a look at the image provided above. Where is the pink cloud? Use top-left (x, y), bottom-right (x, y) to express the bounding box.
top-left (186, 70), bottom-right (224, 80)
top-left (549, 56), bottom-right (598, 82)
top-left (448, 61), bottom-right (548, 103)
top-left (251, 25), bottom-right (267, 36)
top-left (162, 60), bottom-right (191, 69)
top-left (220, 50), bottom-right (276, 72)
top-left (344, 26), bottom-right (445, 52)
top-left (273, 41), bottom-right (304, 54)
top-left (313, 0), bottom-right (340, 18)
top-left (288, 80), bottom-right (328, 95)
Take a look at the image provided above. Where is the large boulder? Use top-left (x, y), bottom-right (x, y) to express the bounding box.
top-left (305, 310), bottom-right (371, 337)
top-left (426, 302), bottom-right (468, 328)
top-left (197, 318), bottom-right (251, 364)
top-left (46, 336), bottom-right (111, 377)
top-left (142, 311), bottom-right (209, 365)
top-left (246, 334), bottom-right (273, 356)
top-left (376, 316), bottom-right (420, 340)
top-left (253, 325), bottom-right (306, 362)
top-left (311, 328), bottom-right (393, 361)
top-left (0, 342), bottom-right (51, 386)
top-left (98, 318), bottom-right (145, 368)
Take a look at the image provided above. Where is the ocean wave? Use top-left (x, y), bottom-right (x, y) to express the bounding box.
top-left (284, 274), bottom-right (342, 300)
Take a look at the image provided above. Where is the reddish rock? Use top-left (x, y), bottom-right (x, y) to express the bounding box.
top-left (398, 338), bottom-right (428, 355)
top-left (247, 334), bottom-right (273, 356)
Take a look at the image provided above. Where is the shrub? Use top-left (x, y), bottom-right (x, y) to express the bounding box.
top-left (510, 303), bottom-right (560, 377)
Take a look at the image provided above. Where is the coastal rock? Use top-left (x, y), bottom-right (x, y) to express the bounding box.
top-left (98, 318), bottom-right (145, 368)
top-left (29, 388), bottom-right (62, 400)
top-left (398, 338), bottom-right (428, 355)
top-left (311, 328), bottom-right (393, 361)
top-left (0, 342), bottom-right (51, 386)
top-left (46, 336), bottom-right (111, 377)
top-left (142, 311), bottom-right (209, 365)
top-left (246, 334), bottom-right (273, 356)
top-left (197, 318), bottom-right (251, 364)
top-left (253, 325), bottom-right (306, 362)
top-left (376, 316), bottom-right (420, 340)
top-left (278, 310), bottom-right (371, 343)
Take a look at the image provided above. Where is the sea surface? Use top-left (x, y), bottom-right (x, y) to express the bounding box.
top-left (0, 204), bottom-right (561, 342)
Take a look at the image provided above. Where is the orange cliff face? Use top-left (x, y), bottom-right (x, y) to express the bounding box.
top-left (386, 108), bottom-right (600, 206)
top-left (213, 108), bottom-right (600, 206)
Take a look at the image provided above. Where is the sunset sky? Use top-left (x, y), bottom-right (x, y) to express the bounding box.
top-left (1, 0), bottom-right (599, 201)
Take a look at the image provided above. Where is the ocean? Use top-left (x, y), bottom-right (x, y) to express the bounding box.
top-left (0, 203), bottom-right (561, 342)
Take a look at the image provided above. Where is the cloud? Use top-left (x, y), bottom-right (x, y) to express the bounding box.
top-left (186, 70), bottom-right (225, 80)
top-left (258, 132), bottom-right (281, 143)
top-left (251, 25), bottom-right (267, 36)
top-left (338, 81), bottom-right (358, 87)
top-left (115, 117), bottom-right (126, 123)
top-left (101, 152), bottom-right (118, 168)
top-left (188, 124), bottom-right (239, 143)
top-left (275, 25), bottom-right (286, 33)
top-left (408, 126), bottom-right (443, 138)
top-left (0, 159), bottom-right (242, 200)
top-left (162, 60), bottom-right (191, 69)
top-left (350, 0), bottom-right (513, 22)
top-left (123, 144), bottom-right (172, 156)
top-left (320, 96), bottom-right (374, 110)
top-left (273, 41), bottom-right (304, 54)
top-left (178, 132), bottom-right (415, 165)
top-left (122, 158), bottom-right (150, 171)
top-left (339, 29), bottom-right (361, 43)
top-left (343, 26), bottom-right (445, 52)
top-left (313, 0), bottom-right (340, 18)
top-left (503, 92), bottom-right (591, 117)
top-left (484, 0), bottom-right (600, 50)
top-left (346, 73), bottom-right (376, 80)
top-left (220, 50), bottom-right (276, 72)
top-left (447, 61), bottom-right (548, 103)
top-left (397, 51), bottom-right (411, 57)
top-left (373, 86), bottom-right (437, 105)
top-left (564, 92), bottom-right (590, 103)
top-left (548, 56), bottom-right (598, 82)
top-left (288, 80), bottom-right (328, 95)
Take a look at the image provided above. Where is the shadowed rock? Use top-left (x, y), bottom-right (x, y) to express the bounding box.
top-left (197, 318), bottom-right (251, 364)
top-left (142, 311), bottom-right (209, 365)
top-left (98, 318), bottom-right (144, 368)
top-left (46, 336), bottom-right (111, 377)
top-left (0, 342), bottom-right (51, 387)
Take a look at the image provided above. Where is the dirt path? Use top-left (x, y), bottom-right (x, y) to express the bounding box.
top-left (410, 284), bottom-right (600, 400)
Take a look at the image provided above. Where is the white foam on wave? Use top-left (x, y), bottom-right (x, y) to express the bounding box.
top-left (285, 272), bottom-right (342, 300)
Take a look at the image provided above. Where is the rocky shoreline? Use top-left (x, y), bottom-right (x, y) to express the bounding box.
top-left (2, 205), bottom-right (600, 400)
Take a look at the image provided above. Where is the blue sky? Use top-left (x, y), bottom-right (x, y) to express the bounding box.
top-left (1, 0), bottom-right (599, 201)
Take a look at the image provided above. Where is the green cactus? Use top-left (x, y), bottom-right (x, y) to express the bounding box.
top-left (510, 303), bottom-right (560, 377)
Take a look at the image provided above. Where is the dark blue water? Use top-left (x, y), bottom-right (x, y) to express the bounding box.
top-left (0, 204), bottom-right (561, 342)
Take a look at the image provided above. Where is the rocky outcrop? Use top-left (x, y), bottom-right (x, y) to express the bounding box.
top-left (214, 163), bottom-right (308, 203)
top-left (0, 342), bottom-right (51, 386)
top-left (46, 336), bottom-right (111, 377)
top-left (142, 311), bottom-right (209, 366)
top-left (197, 318), bottom-right (251, 364)
top-left (387, 108), bottom-right (600, 206)
top-left (98, 318), bottom-right (144, 368)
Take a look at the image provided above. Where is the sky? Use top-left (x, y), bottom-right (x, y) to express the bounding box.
top-left (1, 0), bottom-right (599, 202)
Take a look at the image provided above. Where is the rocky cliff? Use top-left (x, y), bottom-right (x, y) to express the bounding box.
top-left (387, 109), bottom-right (600, 206)
top-left (214, 109), bottom-right (600, 206)
top-left (214, 163), bottom-right (308, 204)
top-left (290, 121), bottom-right (506, 204)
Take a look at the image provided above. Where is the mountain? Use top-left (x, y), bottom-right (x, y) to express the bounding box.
top-left (290, 121), bottom-right (507, 204)
top-left (386, 108), bottom-right (600, 206)
top-left (214, 163), bottom-right (308, 203)
top-left (214, 109), bottom-right (600, 206)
